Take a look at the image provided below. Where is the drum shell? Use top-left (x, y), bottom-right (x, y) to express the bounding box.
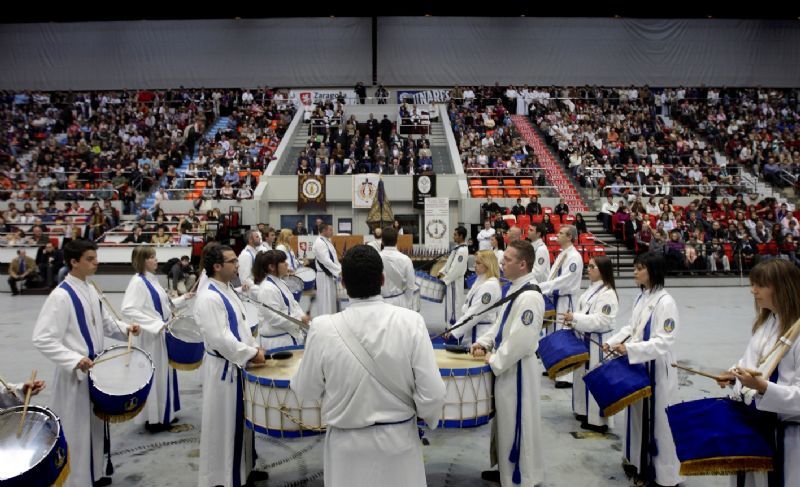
top-left (0, 405), bottom-right (69, 487)
top-left (582, 355), bottom-right (651, 417)
top-left (666, 397), bottom-right (775, 476)
top-left (538, 329), bottom-right (589, 379)
top-left (294, 267), bottom-right (316, 291)
top-left (433, 345), bottom-right (494, 428)
top-left (415, 271), bottom-right (446, 303)
top-left (165, 317), bottom-right (205, 371)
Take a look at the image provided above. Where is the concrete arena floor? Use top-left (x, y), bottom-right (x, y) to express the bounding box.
top-left (0, 284), bottom-right (755, 486)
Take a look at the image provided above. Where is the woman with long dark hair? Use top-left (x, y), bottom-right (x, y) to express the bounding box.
top-left (564, 255), bottom-right (619, 433)
top-left (252, 250), bottom-right (310, 350)
top-left (604, 252), bottom-right (682, 486)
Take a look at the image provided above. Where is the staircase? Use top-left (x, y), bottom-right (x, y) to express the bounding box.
top-left (141, 117), bottom-right (230, 210)
top-left (511, 115), bottom-right (588, 212)
top-left (582, 211), bottom-right (636, 280)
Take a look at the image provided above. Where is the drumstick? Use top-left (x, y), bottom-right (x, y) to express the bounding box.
top-left (0, 374), bottom-right (20, 400)
top-left (125, 329), bottom-right (133, 367)
top-left (92, 350), bottom-right (133, 366)
top-left (671, 363), bottom-right (762, 381)
top-left (90, 281), bottom-right (125, 322)
top-left (16, 370), bottom-right (37, 438)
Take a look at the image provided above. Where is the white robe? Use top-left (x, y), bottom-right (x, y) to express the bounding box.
top-left (440, 244), bottom-right (468, 326)
top-left (569, 282), bottom-right (618, 427)
top-left (32, 274), bottom-right (130, 487)
top-left (607, 288), bottom-right (683, 486)
top-left (728, 314), bottom-right (800, 487)
top-left (531, 239), bottom-right (550, 284)
top-left (121, 272), bottom-right (189, 426)
top-left (275, 244), bottom-right (300, 272)
top-left (291, 297), bottom-right (446, 487)
top-left (312, 236), bottom-right (341, 316)
top-left (237, 245), bottom-right (260, 288)
top-left (379, 246), bottom-right (418, 310)
top-left (476, 271), bottom-right (546, 486)
top-left (252, 276), bottom-right (305, 351)
top-left (451, 276), bottom-right (502, 346)
top-left (194, 278), bottom-right (259, 487)
top-left (539, 245), bottom-right (583, 335)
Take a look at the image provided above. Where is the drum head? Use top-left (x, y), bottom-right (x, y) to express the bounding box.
top-left (90, 345), bottom-right (154, 395)
top-left (0, 406), bottom-right (60, 480)
top-left (247, 349), bottom-right (304, 381)
top-left (295, 267), bottom-right (315, 282)
top-left (283, 276), bottom-right (303, 294)
top-left (430, 258), bottom-right (447, 278)
top-left (168, 316), bottom-right (203, 343)
top-left (434, 348), bottom-right (487, 368)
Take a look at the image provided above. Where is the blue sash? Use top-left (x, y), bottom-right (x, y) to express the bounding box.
top-left (208, 284), bottom-right (243, 382)
top-left (138, 274), bottom-right (167, 321)
top-left (59, 282), bottom-right (96, 359)
top-left (266, 276), bottom-right (291, 311)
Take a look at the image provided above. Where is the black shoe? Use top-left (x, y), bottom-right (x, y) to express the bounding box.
top-left (170, 417), bottom-right (179, 424)
top-left (574, 414), bottom-right (587, 422)
top-left (11, 291), bottom-right (19, 296)
top-left (246, 470), bottom-right (269, 486)
top-left (541, 371), bottom-right (549, 377)
top-left (622, 462), bottom-right (638, 478)
top-left (144, 421), bottom-right (171, 433)
top-left (480, 470), bottom-right (501, 483)
top-left (554, 381), bottom-right (571, 389)
top-left (93, 478), bottom-right (112, 487)
top-left (580, 421), bottom-right (609, 434)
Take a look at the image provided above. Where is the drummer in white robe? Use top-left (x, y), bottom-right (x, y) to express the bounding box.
top-left (715, 259), bottom-right (800, 487)
top-left (251, 250), bottom-right (310, 350)
top-left (438, 226), bottom-right (469, 326)
top-left (605, 252), bottom-right (682, 487)
top-left (449, 250), bottom-right (502, 347)
top-left (291, 245), bottom-right (446, 487)
top-left (312, 223), bottom-right (341, 316)
top-left (563, 255), bottom-right (619, 433)
top-left (538, 225), bottom-right (583, 387)
top-left (379, 227), bottom-right (418, 310)
top-left (122, 245), bottom-right (193, 433)
top-left (529, 223), bottom-right (551, 284)
top-left (238, 229), bottom-right (266, 289)
top-left (471, 240), bottom-right (546, 486)
top-left (32, 240), bottom-right (140, 487)
top-left (0, 378), bottom-right (44, 409)
top-left (193, 245), bottom-right (268, 487)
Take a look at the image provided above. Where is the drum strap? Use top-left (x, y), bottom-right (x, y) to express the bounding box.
top-left (331, 314), bottom-right (415, 409)
top-left (139, 274), bottom-right (167, 321)
top-left (59, 281), bottom-right (95, 359)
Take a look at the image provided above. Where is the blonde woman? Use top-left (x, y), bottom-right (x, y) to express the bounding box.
top-left (449, 250), bottom-right (502, 346)
top-left (274, 228), bottom-right (300, 272)
top-left (122, 245), bottom-right (193, 433)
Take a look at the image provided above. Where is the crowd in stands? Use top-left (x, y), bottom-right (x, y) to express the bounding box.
top-left (296, 101), bottom-right (433, 175)
top-left (600, 193), bottom-right (800, 272)
top-left (448, 89), bottom-right (547, 183)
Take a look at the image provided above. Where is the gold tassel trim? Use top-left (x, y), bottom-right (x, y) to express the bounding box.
top-left (93, 402), bottom-right (147, 423)
top-left (543, 309), bottom-right (556, 318)
top-left (546, 353), bottom-right (589, 379)
top-left (53, 454), bottom-right (70, 487)
top-left (679, 456), bottom-right (773, 476)
top-left (602, 386), bottom-right (652, 417)
top-left (169, 359), bottom-right (203, 371)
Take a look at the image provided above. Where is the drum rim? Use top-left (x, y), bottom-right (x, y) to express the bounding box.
top-left (0, 405), bottom-right (62, 480)
top-left (432, 344), bottom-right (492, 374)
top-left (89, 345), bottom-right (155, 394)
top-left (282, 275), bottom-right (304, 292)
top-left (294, 267), bottom-right (316, 279)
top-left (166, 316), bottom-right (203, 343)
top-left (243, 345), bottom-right (303, 388)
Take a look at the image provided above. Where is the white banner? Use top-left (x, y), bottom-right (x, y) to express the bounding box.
top-left (296, 236), bottom-right (318, 260)
top-left (290, 89), bottom-right (359, 107)
top-left (424, 197), bottom-right (450, 249)
top-left (352, 174), bottom-right (381, 208)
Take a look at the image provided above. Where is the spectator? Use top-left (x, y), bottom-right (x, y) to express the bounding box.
top-left (706, 238), bottom-right (731, 273)
top-left (170, 256), bottom-right (197, 296)
top-left (293, 221), bottom-right (308, 236)
top-left (122, 226), bottom-right (148, 244)
top-left (36, 242), bottom-right (63, 288)
top-left (541, 214), bottom-right (555, 235)
top-left (8, 249), bottom-right (39, 295)
top-left (553, 198), bottom-right (569, 216)
top-left (151, 226), bottom-right (172, 245)
top-left (574, 213), bottom-right (588, 235)
top-left (525, 196), bottom-right (542, 217)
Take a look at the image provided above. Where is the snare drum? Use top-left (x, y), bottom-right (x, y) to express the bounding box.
top-left (0, 405), bottom-right (69, 487)
top-left (538, 329), bottom-right (589, 379)
top-left (434, 346), bottom-right (494, 428)
top-left (582, 355), bottom-right (651, 417)
top-left (666, 397), bottom-right (775, 476)
top-left (165, 315), bottom-right (205, 371)
top-left (415, 271), bottom-right (446, 303)
top-left (242, 346), bottom-right (324, 438)
top-left (282, 275), bottom-right (304, 303)
top-left (294, 267), bottom-right (316, 291)
top-left (89, 345), bottom-right (155, 422)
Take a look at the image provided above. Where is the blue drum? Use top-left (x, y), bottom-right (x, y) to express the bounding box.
top-left (666, 397), bottom-right (775, 476)
top-left (89, 345), bottom-right (154, 422)
top-left (583, 355), bottom-right (652, 417)
top-left (415, 271), bottom-right (446, 303)
top-left (165, 316), bottom-right (205, 371)
top-left (294, 267), bottom-right (316, 291)
top-left (538, 329), bottom-right (589, 379)
top-left (283, 275), bottom-right (304, 303)
top-left (0, 405), bottom-right (70, 487)
top-left (543, 294), bottom-right (556, 319)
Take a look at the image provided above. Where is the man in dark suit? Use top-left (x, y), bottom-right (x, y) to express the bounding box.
top-left (36, 242), bottom-right (64, 289)
top-left (293, 221), bottom-right (309, 236)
